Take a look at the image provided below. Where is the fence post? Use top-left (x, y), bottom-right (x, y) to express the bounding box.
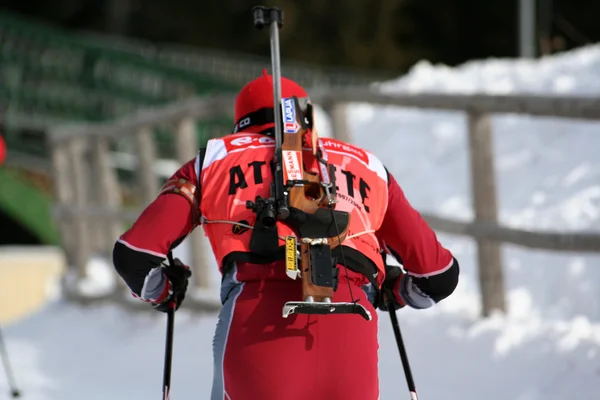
top-left (174, 117), bottom-right (213, 291)
top-left (49, 139), bottom-right (76, 268)
top-left (69, 137), bottom-right (93, 280)
top-left (324, 101), bottom-right (351, 142)
top-left (134, 127), bottom-right (159, 206)
top-left (90, 136), bottom-right (122, 258)
top-left (467, 112), bottom-right (506, 316)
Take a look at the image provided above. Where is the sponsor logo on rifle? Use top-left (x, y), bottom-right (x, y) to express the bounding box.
top-left (282, 150), bottom-right (303, 181)
top-left (282, 97), bottom-right (300, 133)
top-left (232, 220), bottom-right (250, 235)
top-left (285, 236), bottom-right (298, 275)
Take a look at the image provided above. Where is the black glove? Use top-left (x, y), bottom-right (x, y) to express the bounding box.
top-left (153, 258), bottom-right (192, 313)
top-left (378, 264), bottom-right (406, 312)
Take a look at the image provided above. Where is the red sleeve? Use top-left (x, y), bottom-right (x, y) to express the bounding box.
top-left (377, 172), bottom-right (453, 277)
top-left (113, 158), bottom-right (200, 300)
top-left (120, 158), bottom-right (198, 254)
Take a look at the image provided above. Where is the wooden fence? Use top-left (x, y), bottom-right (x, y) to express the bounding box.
top-left (47, 88), bottom-right (600, 315)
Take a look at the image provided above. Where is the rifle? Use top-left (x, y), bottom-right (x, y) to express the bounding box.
top-left (248, 6), bottom-right (371, 321)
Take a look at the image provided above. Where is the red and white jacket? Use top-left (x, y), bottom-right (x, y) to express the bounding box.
top-left (112, 134), bottom-right (458, 308)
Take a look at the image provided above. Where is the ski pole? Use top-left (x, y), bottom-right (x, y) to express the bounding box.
top-left (387, 302), bottom-right (419, 400)
top-left (0, 327), bottom-right (21, 398)
top-left (162, 252), bottom-right (177, 400)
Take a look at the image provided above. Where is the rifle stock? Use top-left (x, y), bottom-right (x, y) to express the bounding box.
top-left (253, 6), bottom-right (369, 321)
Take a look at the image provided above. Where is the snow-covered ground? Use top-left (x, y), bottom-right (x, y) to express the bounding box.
top-left (3, 45), bottom-right (600, 399)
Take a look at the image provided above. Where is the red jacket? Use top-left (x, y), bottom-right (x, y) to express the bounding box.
top-left (113, 137), bottom-right (458, 308)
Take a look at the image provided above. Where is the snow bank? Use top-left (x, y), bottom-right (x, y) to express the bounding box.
top-left (350, 45), bottom-right (600, 324)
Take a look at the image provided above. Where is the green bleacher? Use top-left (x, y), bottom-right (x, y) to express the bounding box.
top-left (0, 10), bottom-right (241, 159)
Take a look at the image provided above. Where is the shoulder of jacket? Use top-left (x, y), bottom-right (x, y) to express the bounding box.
top-left (158, 177), bottom-right (201, 227)
top-left (321, 139), bottom-right (388, 183)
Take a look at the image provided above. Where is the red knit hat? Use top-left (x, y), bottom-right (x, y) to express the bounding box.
top-left (233, 69), bottom-right (309, 134)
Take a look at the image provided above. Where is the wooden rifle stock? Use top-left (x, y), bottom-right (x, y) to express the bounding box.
top-left (280, 97), bottom-right (350, 301)
top-left (251, 7), bottom-right (370, 320)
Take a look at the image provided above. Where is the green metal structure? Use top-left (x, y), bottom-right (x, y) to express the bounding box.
top-left (0, 167), bottom-right (59, 245)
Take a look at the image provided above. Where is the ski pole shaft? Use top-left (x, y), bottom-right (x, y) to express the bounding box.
top-left (387, 302), bottom-right (419, 400)
top-left (162, 306), bottom-right (175, 400)
top-left (162, 252), bottom-right (177, 400)
top-left (0, 327), bottom-right (21, 398)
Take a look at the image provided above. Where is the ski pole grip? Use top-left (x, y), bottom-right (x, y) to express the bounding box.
top-left (252, 6), bottom-right (283, 30)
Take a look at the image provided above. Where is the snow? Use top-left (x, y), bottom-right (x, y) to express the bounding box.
top-left (3, 45), bottom-right (600, 399)
top-left (62, 256), bottom-right (118, 298)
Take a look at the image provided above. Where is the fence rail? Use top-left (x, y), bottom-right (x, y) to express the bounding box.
top-left (48, 88), bottom-right (600, 315)
top-left (312, 88), bottom-right (600, 119)
top-left (49, 95), bottom-right (233, 143)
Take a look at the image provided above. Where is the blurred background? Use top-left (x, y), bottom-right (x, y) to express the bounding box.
top-left (1, 1), bottom-right (600, 399)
